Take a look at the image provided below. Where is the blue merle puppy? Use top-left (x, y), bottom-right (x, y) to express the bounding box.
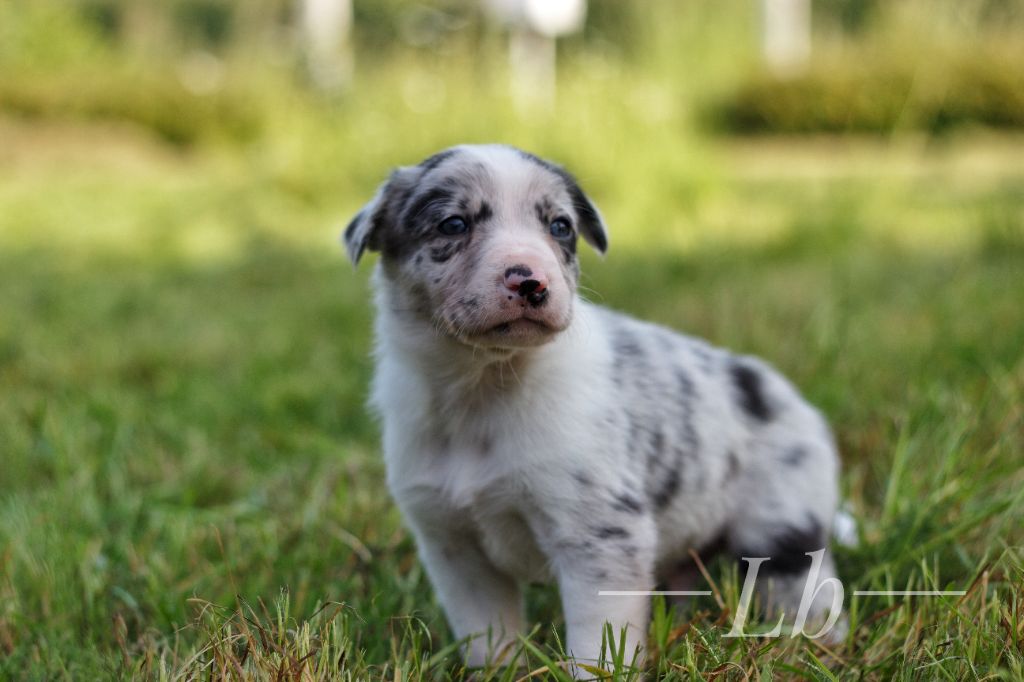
top-left (343, 144), bottom-right (844, 670)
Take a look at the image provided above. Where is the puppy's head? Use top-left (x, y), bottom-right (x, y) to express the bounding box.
top-left (344, 145), bottom-right (607, 349)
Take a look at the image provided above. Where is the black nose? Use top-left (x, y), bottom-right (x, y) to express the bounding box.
top-left (503, 266), bottom-right (550, 308)
top-left (518, 279), bottom-right (548, 306)
top-left (518, 278), bottom-right (540, 295)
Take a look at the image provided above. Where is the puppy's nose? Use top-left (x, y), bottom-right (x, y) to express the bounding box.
top-left (504, 265), bottom-right (549, 307)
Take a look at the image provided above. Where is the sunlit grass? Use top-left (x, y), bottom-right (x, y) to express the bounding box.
top-left (1, 106), bottom-right (1022, 678)
top-left (2, 3), bottom-right (1024, 670)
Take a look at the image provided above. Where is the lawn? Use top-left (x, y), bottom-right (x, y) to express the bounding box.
top-left (1, 105), bottom-right (1023, 679)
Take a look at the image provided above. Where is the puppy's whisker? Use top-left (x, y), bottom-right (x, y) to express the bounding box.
top-left (504, 358), bottom-right (523, 388)
top-left (577, 284), bottom-right (604, 302)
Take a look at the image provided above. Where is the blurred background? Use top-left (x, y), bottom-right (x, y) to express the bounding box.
top-left (1, 1), bottom-right (1023, 678)
top-left (2, 0), bottom-right (1023, 254)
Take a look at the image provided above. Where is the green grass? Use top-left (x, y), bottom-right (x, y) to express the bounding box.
top-left (2, 95), bottom-right (1024, 679)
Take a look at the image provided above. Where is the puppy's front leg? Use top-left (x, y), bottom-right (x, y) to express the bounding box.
top-left (410, 522), bottom-right (524, 668)
top-left (552, 525), bottom-right (656, 672)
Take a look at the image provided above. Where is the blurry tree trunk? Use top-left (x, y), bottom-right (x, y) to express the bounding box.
top-left (299, 0), bottom-right (353, 92)
top-left (482, 0), bottom-right (586, 113)
top-left (761, 0), bottom-right (810, 76)
top-left (509, 28), bottom-right (556, 110)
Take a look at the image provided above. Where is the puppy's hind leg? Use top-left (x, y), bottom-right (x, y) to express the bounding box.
top-left (726, 457), bottom-right (847, 642)
top-left (730, 537), bottom-right (847, 643)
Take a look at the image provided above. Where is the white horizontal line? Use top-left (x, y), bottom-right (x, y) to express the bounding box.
top-left (852, 590), bottom-right (966, 596)
top-left (598, 590), bottom-right (713, 596)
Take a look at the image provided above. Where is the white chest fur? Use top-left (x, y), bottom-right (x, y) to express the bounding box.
top-left (370, 304), bottom-right (615, 582)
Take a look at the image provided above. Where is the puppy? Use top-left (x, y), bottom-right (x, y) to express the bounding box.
top-left (343, 145), bottom-right (842, 669)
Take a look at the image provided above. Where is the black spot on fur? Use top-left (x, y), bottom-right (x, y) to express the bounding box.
top-left (737, 518), bottom-right (826, 577)
top-left (698, 534), bottom-right (729, 562)
top-left (594, 526), bottom-right (630, 540)
top-left (459, 295), bottom-right (480, 309)
top-left (557, 538), bottom-right (597, 559)
top-left (473, 202), bottom-right (493, 224)
top-left (393, 182), bottom-right (417, 217)
top-left (662, 535), bottom-right (728, 587)
top-left (401, 282), bottom-right (433, 317)
top-left (649, 430), bottom-right (665, 458)
top-left (573, 471), bottom-right (593, 487)
top-left (651, 469), bottom-right (680, 510)
top-left (505, 265), bottom-right (533, 279)
top-left (403, 187), bottom-right (456, 228)
top-left (783, 446), bottom-right (807, 467)
top-left (611, 492), bottom-right (644, 514)
top-left (534, 202), bottom-right (547, 224)
top-left (611, 327), bottom-right (645, 361)
top-left (730, 362), bottom-right (772, 422)
top-left (430, 240), bottom-right (465, 263)
top-left (644, 367), bottom-right (699, 511)
top-left (727, 451), bottom-right (741, 479)
top-left (675, 368), bottom-right (696, 405)
top-left (417, 149), bottom-right (457, 172)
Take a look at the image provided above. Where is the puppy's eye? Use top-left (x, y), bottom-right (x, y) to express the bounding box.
top-left (438, 216), bottom-right (468, 236)
top-left (549, 218), bottom-right (572, 239)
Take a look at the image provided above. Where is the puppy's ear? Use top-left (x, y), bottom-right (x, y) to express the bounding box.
top-left (563, 174), bottom-right (609, 254)
top-left (342, 187), bottom-right (384, 266)
top-left (342, 168), bottom-right (415, 266)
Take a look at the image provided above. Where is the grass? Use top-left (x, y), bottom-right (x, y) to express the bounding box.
top-left (1, 69), bottom-right (1023, 679)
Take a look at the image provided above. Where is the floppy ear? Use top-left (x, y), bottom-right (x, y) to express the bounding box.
top-left (570, 184), bottom-right (609, 254)
top-left (558, 170), bottom-right (608, 254)
top-left (342, 168), bottom-right (416, 266)
top-left (342, 186), bottom-right (385, 266)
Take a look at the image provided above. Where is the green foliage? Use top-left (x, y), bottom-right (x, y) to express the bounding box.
top-left (0, 0), bottom-right (1023, 678)
top-left (5, 0), bottom-right (1024, 144)
top-left (0, 2), bottom-right (112, 68)
top-left (717, 46), bottom-right (1024, 135)
top-left (0, 68), bottom-right (261, 146)
top-left (1, 113), bottom-right (1023, 677)
top-left (173, 0), bottom-right (236, 47)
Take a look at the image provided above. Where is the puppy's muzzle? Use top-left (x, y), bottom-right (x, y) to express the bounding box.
top-left (503, 265), bottom-right (549, 308)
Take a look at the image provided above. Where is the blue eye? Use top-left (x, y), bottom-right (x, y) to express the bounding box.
top-left (438, 216), bottom-right (468, 236)
top-left (549, 218), bottom-right (572, 239)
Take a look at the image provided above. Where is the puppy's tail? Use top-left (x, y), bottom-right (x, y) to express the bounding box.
top-left (832, 507), bottom-right (859, 548)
